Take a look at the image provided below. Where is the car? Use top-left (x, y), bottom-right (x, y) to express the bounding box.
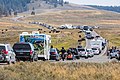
top-left (50, 48), bottom-right (60, 61)
top-left (13, 42), bottom-right (38, 62)
top-left (71, 48), bottom-right (79, 59)
top-left (77, 48), bottom-right (88, 58)
top-left (86, 34), bottom-right (94, 39)
top-left (86, 49), bottom-right (94, 57)
top-left (0, 44), bottom-right (16, 64)
top-left (67, 53), bottom-right (74, 60)
top-left (92, 48), bottom-right (101, 55)
top-left (108, 50), bottom-right (119, 59)
top-left (85, 30), bottom-right (91, 34)
top-left (83, 25), bottom-right (89, 31)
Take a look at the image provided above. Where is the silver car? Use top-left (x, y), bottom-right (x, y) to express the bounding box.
top-left (78, 48), bottom-right (88, 58)
top-left (0, 44), bottom-right (16, 64)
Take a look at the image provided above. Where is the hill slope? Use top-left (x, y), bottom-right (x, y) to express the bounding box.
top-left (27, 0), bottom-right (95, 10)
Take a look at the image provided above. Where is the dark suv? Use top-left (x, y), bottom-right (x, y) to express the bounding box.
top-left (13, 42), bottom-right (38, 62)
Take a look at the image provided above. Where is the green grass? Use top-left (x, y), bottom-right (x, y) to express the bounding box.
top-left (50, 30), bottom-right (85, 49)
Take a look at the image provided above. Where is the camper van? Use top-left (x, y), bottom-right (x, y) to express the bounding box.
top-left (19, 31), bottom-right (51, 60)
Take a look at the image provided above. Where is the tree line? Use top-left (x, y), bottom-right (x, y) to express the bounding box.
top-left (0, 0), bottom-right (69, 17)
top-left (88, 5), bottom-right (120, 13)
top-left (0, 0), bottom-right (31, 17)
top-left (43, 0), bottom-right (69, 7)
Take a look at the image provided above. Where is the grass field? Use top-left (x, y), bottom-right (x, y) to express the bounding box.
top-left (25, 10), bottom-right (120, 27)
top-left (0, 8), bottom-right (120, 80)
top-left (95, 28), bottom-right (120, 48)
top-left (50, 29), bottom-right (85, 49)
top-left (0, 61), bottom-right (120, 80)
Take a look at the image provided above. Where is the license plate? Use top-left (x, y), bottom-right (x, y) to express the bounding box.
top-left (19, 53), bottom-right (23, 54)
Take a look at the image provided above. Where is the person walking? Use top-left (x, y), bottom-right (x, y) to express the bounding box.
top-left (60, 47), bottom-right (66, 61)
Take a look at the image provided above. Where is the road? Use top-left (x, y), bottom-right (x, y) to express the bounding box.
top-left (78, 30), bottom-right (113, 63)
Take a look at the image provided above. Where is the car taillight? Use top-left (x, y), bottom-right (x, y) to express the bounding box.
top-left (30, 50), bottom-right (33, 55)
top-left (2, 50), bottom-right (8, 54)
top-left (52, 52), bottom-right (56, 55)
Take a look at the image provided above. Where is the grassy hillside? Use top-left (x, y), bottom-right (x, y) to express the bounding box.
top-left (95, 28), bottom-right (120, 48)
top-left (50, 29), bottom-right (85, 49)
top-left (0, 62), bottom-right (120, 80)
top-left (24, 10), bottom-right (120, 27)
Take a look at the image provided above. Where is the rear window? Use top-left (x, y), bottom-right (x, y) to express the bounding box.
top-left (84, 26), bottom-right (89, 30)
top-left (87, 49), bottom-right (92, 52)
top-left (50, 48), bottom-right (56, 52)
top-left (13, 44), bottom-right (31, 50)
top-left (92, 48), bottom-right (97, 50)
top-left (78, 49), bottom-right (85, 51)
top-left (0, 46), bottom-right (5, 51)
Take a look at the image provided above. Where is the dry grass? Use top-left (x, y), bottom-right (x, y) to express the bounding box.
top-left (95, 28), bottom-right (120, 48)
top-left (25, 10), bottom-right (120, 27)
top-left (0, 9), bottom-right (120, 80)
top-left (0, 61), bottom-right (120, 80)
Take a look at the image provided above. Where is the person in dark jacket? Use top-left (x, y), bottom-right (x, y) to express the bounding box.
top-left (60, 47), bottom-right (66, 61)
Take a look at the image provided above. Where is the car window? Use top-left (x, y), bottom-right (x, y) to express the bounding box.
top-left (0, 46), bottom-right (5, 51)
top-left (50, 48), bottom-right (56, 52)
top-left (92, 48), bottom-right (97, 50)
top-left (87, 50), bottom-right (92, 52)
top-left (13, 44), bottom-right (31, 50)
top-left (7, 45), bottom-right (12, 51)
top-left (78, 49), bottom-right (85, 51)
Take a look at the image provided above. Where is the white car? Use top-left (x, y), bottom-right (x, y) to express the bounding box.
top-left (0, 44), bottom-right (16, 64)
top-left (86, 49), bottom-right (94, 57)
top-left (78, 48), bottom-right (93, 59)
top-left (77, 48), bottom-right (86, 57)
top-left (92, 48), bottom-right (100, 55)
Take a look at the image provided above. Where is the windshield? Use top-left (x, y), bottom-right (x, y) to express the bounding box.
top-left (92, 48), bottom-right (97, 50)
top-left (86, 49), bottom-right (92, 52)
top-left (78, 49), bottom-right (85, 51)
top-left (0, 46), bottom-right (5, 51)
top-left (13, 44), bottom-right (31, 50)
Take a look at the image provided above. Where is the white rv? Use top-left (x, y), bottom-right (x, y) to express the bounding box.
top-left (90, 39), bottom-right (103, 51)
top-left (19, 31), bottom-right (51, 60)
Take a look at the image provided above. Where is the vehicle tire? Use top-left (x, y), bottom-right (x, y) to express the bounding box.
top-left (85, 56), bottom-right (88, 59)
top-left (12, 57), bottom-right (16, 64)
top-left (117, 57), bottom-right (120, 60)
top-left (30, 58), bottom-right (34, 62)
top-left (7, 60), bottom-right (11, 65)
top-left (109, 56), bottom-right (112, 59)
top-left (34, 55), bottom-right (38, 61)
top-left (91, 55), bottom-right (94, 57)
top-left (76, 56), bottom-right (80, 59)
top-left (12, 61), bottom-right (16, 64)
top-left (7, 57), bottom-right (12, 65)
top-left (56, 59), bottom-right (59, 61)
top-left (99, 50), bottom-right (101, 54)
top-left (43, 59), bottom-right (46, 61)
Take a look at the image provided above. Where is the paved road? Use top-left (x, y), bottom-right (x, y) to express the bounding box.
top-left (79, 30), bottom-right (112, 63)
